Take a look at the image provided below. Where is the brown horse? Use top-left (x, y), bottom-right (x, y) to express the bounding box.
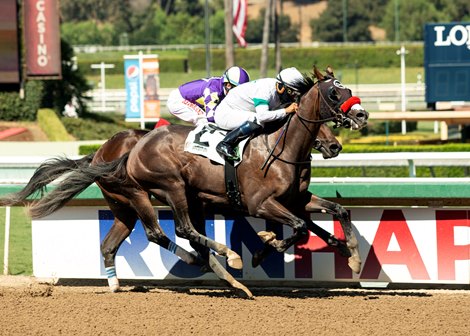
top-left (20, 67), bottom-right (369, 295)
top-left (0, 123), bottom-right (341, 292)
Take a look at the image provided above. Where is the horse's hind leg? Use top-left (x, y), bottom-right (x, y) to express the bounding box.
top-left (130, 192), bottom-right (204, 265)
top-left (169, 191), bottom-right (243, 269)
top-left (101, 213), bottom-right (135, 292)
top-left (188, 200), bottom-right (253, 298)
top-left (305, 194), bottom-right (361, 274)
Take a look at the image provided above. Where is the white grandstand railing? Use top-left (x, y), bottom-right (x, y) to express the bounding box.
top-left (1, 152), bottom-right (470, 182)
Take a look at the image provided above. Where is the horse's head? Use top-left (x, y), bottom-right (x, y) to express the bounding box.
top-left (313, 124), bottom-right (342, 159)
top-left (313, 66), bottom-right (368, 130)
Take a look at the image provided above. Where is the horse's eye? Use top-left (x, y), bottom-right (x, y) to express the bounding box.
top-left (328, 87), bottom-right (340, 102)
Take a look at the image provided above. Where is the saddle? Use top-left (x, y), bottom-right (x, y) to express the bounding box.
top-left (184, 123), bottom-right (249, 208)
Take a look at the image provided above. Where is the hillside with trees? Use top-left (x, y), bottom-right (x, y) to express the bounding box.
top-left (59, 0), bottom-right (470, 46)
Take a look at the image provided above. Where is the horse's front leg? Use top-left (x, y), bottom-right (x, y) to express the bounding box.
top-left (305, 194), bottom-right (361, 274)
top-left (255, 199), bottom-right (309, 253)
top-left (251, 217), bottom-right (350, 268)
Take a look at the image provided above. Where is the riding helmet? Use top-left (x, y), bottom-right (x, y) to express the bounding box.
top-left (276, 67), bottom-right (304, 91)
top-left (223, 66), bottom-right (250, 86)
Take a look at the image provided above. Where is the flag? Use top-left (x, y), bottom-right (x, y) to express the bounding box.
top-left (233, 0), bottom-right (248, 47)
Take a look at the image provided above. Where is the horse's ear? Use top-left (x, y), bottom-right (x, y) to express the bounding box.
top-left (325, 65), bottom-right (335, 78)
top-left (312, 65), bottom-right (324, 80)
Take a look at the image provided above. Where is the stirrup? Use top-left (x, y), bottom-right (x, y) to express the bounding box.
top-left (216, 143), bottom-right (239, 161)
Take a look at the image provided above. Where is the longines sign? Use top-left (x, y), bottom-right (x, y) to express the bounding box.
top-left (424, 23), bottom-right (470, 103)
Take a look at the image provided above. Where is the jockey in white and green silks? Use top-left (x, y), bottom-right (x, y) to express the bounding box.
top-left (215, 67), bottom-right (305, 160)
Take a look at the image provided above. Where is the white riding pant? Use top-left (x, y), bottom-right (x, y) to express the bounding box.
top-left (167, 89), bottom-right (207, 125)
top-left (214, 106), bottom-right (256, 130)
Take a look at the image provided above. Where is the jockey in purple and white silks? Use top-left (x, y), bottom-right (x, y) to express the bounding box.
top-left (167, 66), bottom-right (250, 126)
top-left (215, 67), bottom-right (304, 160)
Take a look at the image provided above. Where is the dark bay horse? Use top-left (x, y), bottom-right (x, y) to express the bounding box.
top-left (0, 123), bottom-right (341, 294)
top-left (25, 66), bottom-right (368, 295)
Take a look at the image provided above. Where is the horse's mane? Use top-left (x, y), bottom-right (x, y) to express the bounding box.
top-left (294, 73), bottom-right (316, 96)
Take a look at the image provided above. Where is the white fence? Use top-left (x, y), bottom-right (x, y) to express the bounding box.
top-left (86, 84), bottom-right (428, 113)
top-left (1, 152), bottom-right (470, 183)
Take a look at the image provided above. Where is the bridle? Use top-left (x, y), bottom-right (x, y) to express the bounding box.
top-left (296, 77), bottom-right (358, 129)
top-left (261, 78), bottom-right (360, 171)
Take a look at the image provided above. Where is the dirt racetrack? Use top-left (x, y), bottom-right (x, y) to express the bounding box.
top-left (0, 276), bottom-right (469, 335)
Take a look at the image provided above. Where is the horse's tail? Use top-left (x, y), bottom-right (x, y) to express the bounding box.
top-left (0, 154), bottom-right (95, 207)
top-left (29, 153), bottom-right (129, 219)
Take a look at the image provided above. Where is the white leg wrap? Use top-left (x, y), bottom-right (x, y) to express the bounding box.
top-left (107, 276), bottom-right (120, 292)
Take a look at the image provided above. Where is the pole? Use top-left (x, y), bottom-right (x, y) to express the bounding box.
top-left (100, 62), bottom-right (106, 111)
top-left (274, 0), bottom-right (281, 72)
top-left (396, 45), bottom-right (408, 135)
top-left (342, 0), bottom-right (348, 42)
top-left (91, 62), bottom-right (115, 112)
top-left (3, 206), bottom-right (11, 275)
top-left (260, 0), bottom-right (273, 77)
top-left (139, 51), bottom-right (145, 129)
top-left (394, 0), bottom-right (400, 42)
top-left (205, 0), bottom-right (212, 77)
top-left (224, 0), bottom-right (234, 68)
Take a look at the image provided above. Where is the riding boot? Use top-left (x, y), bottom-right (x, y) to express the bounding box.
top-left (216, 121), bottom-right (262, 160)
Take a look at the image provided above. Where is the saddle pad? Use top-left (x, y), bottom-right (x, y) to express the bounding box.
top-left (184, 123), bottom-right (248, 166)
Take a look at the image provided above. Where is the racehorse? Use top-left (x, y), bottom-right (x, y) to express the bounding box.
top-left (16, 66), bottom-right (369, 295)
top-left (0, 123), bottom-right (341, 293)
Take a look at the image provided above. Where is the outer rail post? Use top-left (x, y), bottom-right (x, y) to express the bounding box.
top-left (407, 159), bottom-right (416, 177)
top-left (3, 206), bottom-right (11, 275)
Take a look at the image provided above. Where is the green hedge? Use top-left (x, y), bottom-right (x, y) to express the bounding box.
top-left (0, 81), bottom-right (44, 121)
top-left (343, 143), bottom-right (470, 153)
top-left (187, 44), bottom-right (424, 71)
top-left (76, 44), bottom-right (424, 75)
top-left (78, 56), bottom-right (188, 75)
top-left (37, 108), bottom-right (74, 141)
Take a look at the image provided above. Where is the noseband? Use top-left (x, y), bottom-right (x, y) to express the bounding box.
top-left (296, 79), bottom-right (360, 129)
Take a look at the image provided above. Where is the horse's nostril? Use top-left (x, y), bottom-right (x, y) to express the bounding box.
top-left (358, 110), bottom-right (369, 120)
top-left (313, 140), bottom-right (322, 149)
top-left (330, 144), bottom-right (342, 153)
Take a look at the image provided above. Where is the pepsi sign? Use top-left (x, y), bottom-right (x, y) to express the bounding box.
top-left (425, 23), bottom-right (470, 103)
top-left (124, 58), bottom-right (142, 119)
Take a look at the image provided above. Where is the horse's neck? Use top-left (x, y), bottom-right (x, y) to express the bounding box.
top-left (263, 117), bottom-right (318, 163)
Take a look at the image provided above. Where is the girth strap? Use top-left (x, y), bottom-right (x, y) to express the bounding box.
top-left (224, 159), bottom-right (243, 209)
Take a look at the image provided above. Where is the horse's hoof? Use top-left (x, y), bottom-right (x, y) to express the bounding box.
top-left (348, 255), bottom-right (362, 274)
top-left (200, 264), bottom-right (213, 274)
top-left (227, 251), bottom-right (243, 269)
top-left (258, 231), bottom-right (276, 244)
top-left (337, 242), bottom-right (352, 258)
top-left (108, 277), bottom-right (120, 292)
top-left (252, 250), bottom-right (263, 268)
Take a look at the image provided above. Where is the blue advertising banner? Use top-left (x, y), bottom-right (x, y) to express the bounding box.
top-left (424, 22), bottom-right (470, 103)
top-left (124, 58), bottom-right (142, 119)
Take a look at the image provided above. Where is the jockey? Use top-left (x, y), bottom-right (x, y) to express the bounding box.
top-left (215, 67), bottom-right (305, 160)
top-left (167, 66), bottom-right (250, 126)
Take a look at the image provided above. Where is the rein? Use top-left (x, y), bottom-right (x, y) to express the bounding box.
top-left (261, 83), bottom-right (327, 171)
top-left (260, 114), bottom-right (312, 172)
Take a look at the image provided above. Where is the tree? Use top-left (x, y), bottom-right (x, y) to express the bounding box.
top-left (310, 0), bottom-right (386, 42)
top-left (245, 8), bottom-right (299, 43)
top-left (61, 21), bottom-right (115, 45)
top-left (434, 0), bottom-right (470, 21)
top-left (381, 0), bottom-right (450, 41)
top-left (41, 40), bottom-right (92, 115)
